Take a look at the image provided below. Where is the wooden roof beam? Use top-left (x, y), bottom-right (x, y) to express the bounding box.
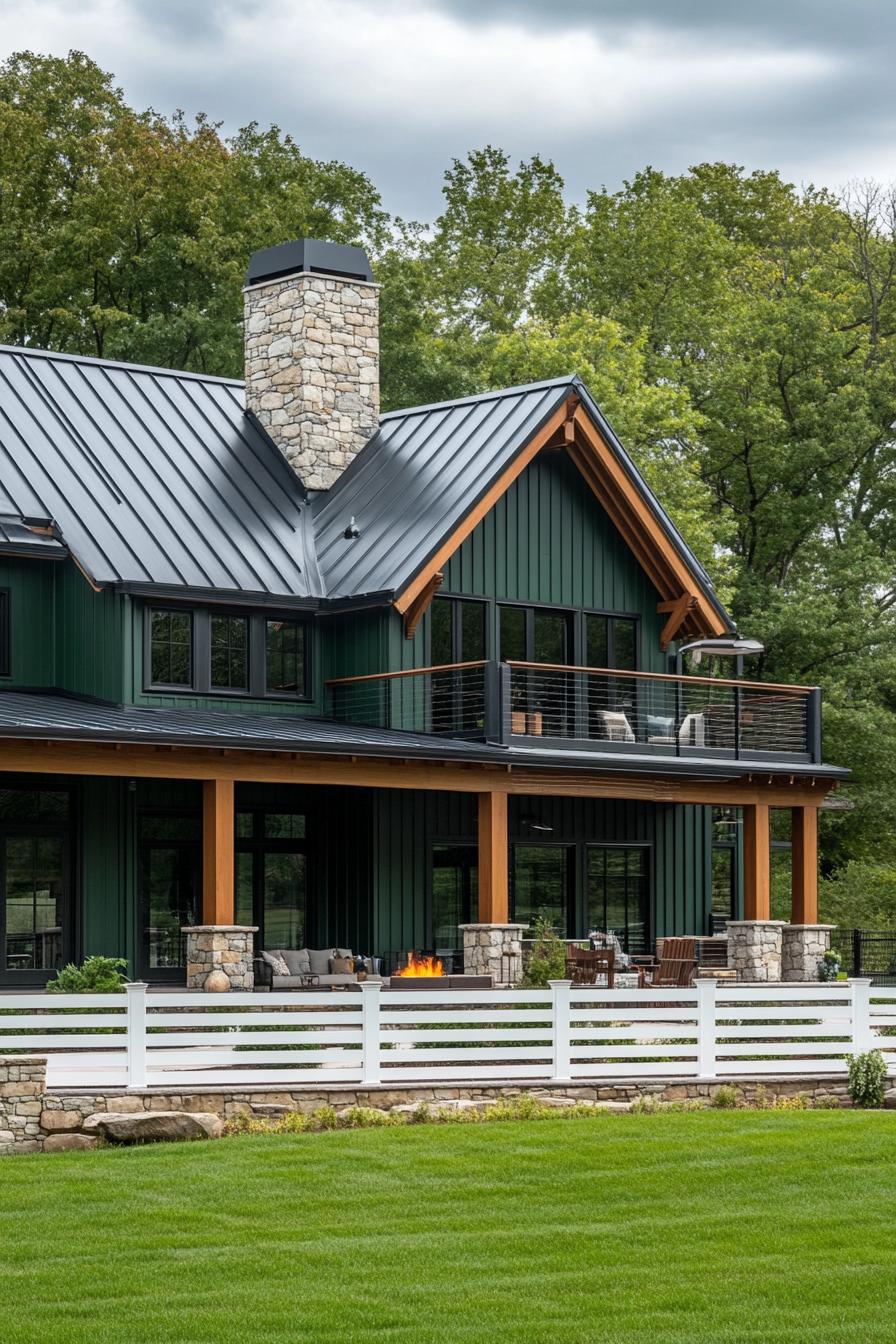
top-left (658, 593), bottom-right (699, 651)
top-left (403, 571), bottom-right (443, 639)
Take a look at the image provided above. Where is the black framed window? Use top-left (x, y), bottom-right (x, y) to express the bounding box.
top-left (137, 811), bottom-right (201, 979)
top-left (430, 596), bottom-right (487, 664)
top-left (236, 809), bottom-right (308, 950)
top-left (512, 843), bottom-right (574, 938)
top-left (586, 845), bottom-right (649, 954)
top-left (144, 606), bottom-right (310, 701)
top-left (0, 588), bottom-right (10, 677)
top-left (149, 610), bottom-right (193, 687)
top-left (265, 620), bottom-right (306, 695)
top-left (0, 786), bottom-right (72, 983)
top-left (210, 614), bottom-right (248, 691)
top-left (431, 844), bottom-right (478, 952)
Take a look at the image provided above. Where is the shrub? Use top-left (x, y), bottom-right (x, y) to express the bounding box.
top-left (848, 1050), bottom-right (888, 1109)
top-left (818, 949), bottom-right (842, 982)
top-left (46, 955), bottom-right (128, 993)
top-left (519, 916), bottom-right (568, 988)
top-left (711, 1085), bottom-right (738, 1109)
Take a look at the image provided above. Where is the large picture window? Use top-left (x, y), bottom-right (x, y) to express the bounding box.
top-left (236, 809), bottom-right (308, 950)
top-left (265, 620), bottom-right (305, 695)
top-left (586, 846), bottom-right (649, 954)
top-left (0, 786), bottom-right (71, 983)
top-left (512, 843), bottom-right (573, 938)
top-left (431, 844), bottom-right (478, 953)
top-left (137, 811), bottom-right (200, 979)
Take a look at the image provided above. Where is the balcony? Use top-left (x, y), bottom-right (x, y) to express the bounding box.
top-left (326, 661), bottom-right (822, 764)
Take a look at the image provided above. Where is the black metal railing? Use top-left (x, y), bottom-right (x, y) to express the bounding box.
top-left (842, 929), bottom-right (896, 985)
top-left (325, 660), bottom-right (822, 762)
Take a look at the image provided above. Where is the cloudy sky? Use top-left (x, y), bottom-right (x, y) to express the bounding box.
top-left (4, 0), bottom-right (896, 218)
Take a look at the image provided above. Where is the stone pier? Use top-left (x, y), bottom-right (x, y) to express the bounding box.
top-left (781, 924), bottom-right (836, 982)
top-left (459, 924), bottom-right (527, 986)
top-left (727, 920), bottom-right (785, 983)
top-left (183, 925), bottom-right (257, 991)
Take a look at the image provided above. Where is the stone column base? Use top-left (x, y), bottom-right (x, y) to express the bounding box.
top-left (0, 1055), bottom-right (46, 1154)
top-left (726, 920), bottom-right (785, 983)
top-left (458, 924), bottom-right (527, 986)
top-left (183, 926), bottom-right (258, 991)
top-left (781, 925), bottom-right (836, 982)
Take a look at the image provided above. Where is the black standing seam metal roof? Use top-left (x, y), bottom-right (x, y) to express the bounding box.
top-left (0, 345), bottom-right (323, 600)
top-left (0, 690), bottom-right (848, 780)
top-left (313, 375), bottom-right (732, 629)
top-left (0, 348), bottom-right (729, 627)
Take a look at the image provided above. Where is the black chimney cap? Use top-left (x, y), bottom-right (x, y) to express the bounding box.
top-left (245, 238), bottom-right (374, 287)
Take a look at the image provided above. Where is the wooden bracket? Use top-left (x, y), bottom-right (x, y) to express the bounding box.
top-left (403, 571), bottom-right (444, 639)
top-left (657, 593), bottom-right (699, 651)
top-left (563, 393), bottom-right (580, 445)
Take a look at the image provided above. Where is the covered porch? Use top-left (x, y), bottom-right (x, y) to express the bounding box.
top-left (0, 715), bottom-right (836, 989)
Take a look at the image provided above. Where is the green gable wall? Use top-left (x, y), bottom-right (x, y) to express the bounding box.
top-left (433, 449), bottom-right (669, 671)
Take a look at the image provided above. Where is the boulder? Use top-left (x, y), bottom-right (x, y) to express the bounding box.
top-left (43, 1133), bottom-right (98, 1153)
top-left (81, 1111), bottom-right (224, 1144)
top-left (40, 1109), bottom-right (83, 1133)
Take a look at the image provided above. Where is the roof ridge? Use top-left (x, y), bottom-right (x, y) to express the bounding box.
top-left (0, 344), bottom-right (244, 388)
top-left (378, 374), bottom-right (579, 421)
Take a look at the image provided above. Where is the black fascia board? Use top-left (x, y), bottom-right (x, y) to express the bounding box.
top-left (113, 583), bottom-right (324, 612)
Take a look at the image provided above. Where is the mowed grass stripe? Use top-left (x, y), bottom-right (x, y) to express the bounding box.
top-left (0, 1112), bottom-right (893, 1343)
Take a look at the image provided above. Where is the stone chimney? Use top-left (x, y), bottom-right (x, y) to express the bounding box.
top-left (243, 238), bottom-right (379, 490)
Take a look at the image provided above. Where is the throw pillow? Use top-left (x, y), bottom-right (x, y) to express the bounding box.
top-left (282, 948), bottom-right (311, 976)
top-left (307, 947), bottom-right (332, 976)
top-left (333, 947), bottom-right (353, 961)
top-left (330, 956), bottom-right (353, 975)
top-left (261, 950), bottom-right (289, 977)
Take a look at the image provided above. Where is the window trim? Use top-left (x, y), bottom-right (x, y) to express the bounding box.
top-left (143, 604), bottom-right (312, 702)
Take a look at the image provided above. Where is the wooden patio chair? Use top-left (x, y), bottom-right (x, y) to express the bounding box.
top-left (565, 946), bottom-right (614, 988)
top-left (636, 937), bottom-right (696, 988)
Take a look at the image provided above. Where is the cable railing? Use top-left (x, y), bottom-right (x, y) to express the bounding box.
top-left (326, 661), bottom-right (491, 737)
top-left (505, 662), bottom-right (818, 759)
top-left (324, 660), bottom-right (821, 761)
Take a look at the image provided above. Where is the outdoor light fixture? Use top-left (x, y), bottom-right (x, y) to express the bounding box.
top-left (343, 516), bottom-right (361, 539)
top-left (676, 636), bottom-right (764, 672)
top-left (521, 815), bottom-right (554, 834)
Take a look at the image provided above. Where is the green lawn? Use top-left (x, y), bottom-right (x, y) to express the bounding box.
top-left (1, 1113), bottom-right (894, 1343)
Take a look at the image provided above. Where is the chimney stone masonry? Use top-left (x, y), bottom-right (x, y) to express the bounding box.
top-left (243, 239), bottom-right (379, 491)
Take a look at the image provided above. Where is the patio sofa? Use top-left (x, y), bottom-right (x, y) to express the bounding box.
top-left (254, 947), bottom-right (382, 990)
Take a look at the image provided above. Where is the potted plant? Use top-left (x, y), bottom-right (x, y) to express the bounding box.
top-left (817, 948), bottom-right (841, 982)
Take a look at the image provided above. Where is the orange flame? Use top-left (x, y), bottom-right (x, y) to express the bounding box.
top-left (394, 953), bottom-right (445, 978)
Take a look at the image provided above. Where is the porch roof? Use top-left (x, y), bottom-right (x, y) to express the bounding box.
top-left (0, 690), bottom-right (848, 783)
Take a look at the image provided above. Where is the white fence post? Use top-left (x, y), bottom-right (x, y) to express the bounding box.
top-left (851, 978), bottom-right (873, 1055)
top-left (549, 980), bottom-right (572, 1082)
top-left (696, 977), bottom-right (717, 1078)
top-left (125, 981), bottom-right (148, 1089)
top-left (360, 980), bottom-right (382, 1086)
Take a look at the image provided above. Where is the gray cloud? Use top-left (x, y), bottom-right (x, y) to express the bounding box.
top-left (4, 0), bottom-right (896, 220)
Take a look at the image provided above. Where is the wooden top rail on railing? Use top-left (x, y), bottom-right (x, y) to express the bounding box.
top-left (324, 659), bottom-right (817, 697)
top-left (326, 661), bottom-right (489, 688)
top-left (504, 661), bottom-right (816, 696)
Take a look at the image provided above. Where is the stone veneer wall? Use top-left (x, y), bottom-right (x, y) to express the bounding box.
top-left (0, 1057), bottom-right (46, 1154)
top-left (781, 925), bottom-right (835, 982)
top-left (0, 1055), bottom-right (883, 1155)
top-left (459, 924), bottom-right (526, 985)
top-left (244, 271), bottom-right (379, 490)
top-left (727, 920), bottom-right (785, 982)
top-left (183, 926), bottom-right (257, 991)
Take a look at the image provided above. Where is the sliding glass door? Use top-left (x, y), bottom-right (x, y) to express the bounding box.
top-left (586, 846), bottom-right (649, 953)
top-left (511, 843), bottom-right (574, 937)
top-left (236, 809), bottom-right (308, 951)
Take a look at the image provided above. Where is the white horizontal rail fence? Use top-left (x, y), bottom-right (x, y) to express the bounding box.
top-left (1, 979), bottom-right (895, 1091)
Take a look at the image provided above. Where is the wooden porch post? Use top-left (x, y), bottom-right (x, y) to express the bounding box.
top-left (742, 801), bottom-right (771, 920)
top-left (202, 778), bottom-right (235, 924)
top-left (477, 791), bottom-right (509, 923)
top-left (790, 805), bottom-right (819, 924)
